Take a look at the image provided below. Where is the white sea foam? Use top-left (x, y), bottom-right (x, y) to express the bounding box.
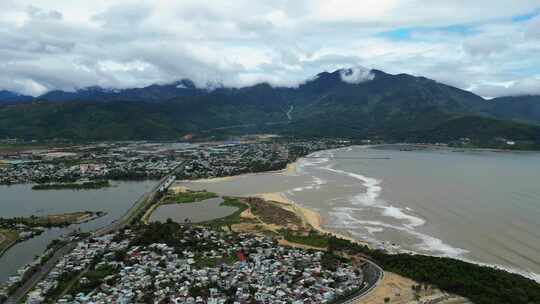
top-left (308, 151), bottom-right (466, 259)
top-left (289, 176), bottom-right (327, 192)
top-left (328, 208), bottom-right (466, 258)
top-left (409, 230), bottom-right (468, 257)
top-left (380, 205), bottom-right (426, 228)
top-left (312, 177), bottom-right (327, 190)
top-left (365, 226), bottom-right (384, 234)
top-left (313, 177), bottom-right (327, 185)
top-left (324, 167), bottom-right (383, 207)
top-left (296, 147), bottom-right (540, 283)
top-left (324, 166), bottom-right (426, 229)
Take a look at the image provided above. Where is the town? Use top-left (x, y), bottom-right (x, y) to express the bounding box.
top-left (0, 138), bottom-right (351, 185)
top-left (23, 224), bottom-right (365, 303)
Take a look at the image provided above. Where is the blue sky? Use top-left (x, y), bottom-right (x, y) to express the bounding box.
top-left (0, 0), bottom-right (539, 97)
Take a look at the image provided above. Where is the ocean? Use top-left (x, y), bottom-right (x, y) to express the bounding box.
top-left (181, 145), bottom-right (540, 282)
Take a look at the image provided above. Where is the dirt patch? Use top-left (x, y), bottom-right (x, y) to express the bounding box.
top-left (356, 272), bottom-right (471, 304)
top-left (240, 197), bottom-right (304, 229)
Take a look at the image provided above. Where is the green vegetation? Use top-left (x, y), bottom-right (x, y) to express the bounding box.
top-left (1, 70), bottom-right (539, 146)
top-left (274, 229), bottom-right (540, 304)
top-left (376, 254), bottom-right (540, 304)
top-left (32, 180), bottom-right (110, 190)
top-left (0, 229), bottom-right (19, 256)
top-left (322, 234), bottom-right (540, 304)
top-left (131, 221), bottom-right (181, 247)
top-left (45, 271), bottom-right (81, 302)
top-left (320, 251), bottom-right (348, 271)
top-left (280, 229), bottom-right (329, 248)
top-left (68, 265), bottom-right (117, 295)
top-left (194, 254), bottom-right (238, 268)
top-left (0, 211), bottom-right (105, 228)
top-left (161, 190), bottom-right (218, 205)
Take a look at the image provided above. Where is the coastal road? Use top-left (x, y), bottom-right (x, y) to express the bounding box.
top-left (338, 259), bottom-right (384, 304)
top-left (4, 162), bottom-right (184, 303)
top-left (4, 242), bottom-right (77, 304)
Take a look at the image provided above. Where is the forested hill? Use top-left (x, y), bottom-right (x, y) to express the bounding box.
top-left (0, 68), bottom-right (539, 145)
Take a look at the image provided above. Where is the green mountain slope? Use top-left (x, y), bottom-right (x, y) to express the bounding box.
top-left (1, 69), bottom-right (539, 144)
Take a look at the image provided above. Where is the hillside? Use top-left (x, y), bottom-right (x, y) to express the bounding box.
top-left (0, 90), bottom-right (33, 104)
top-left (487, 95), bottom-right (540, 124)
top-left (0, 68), bottom-right (539, 144)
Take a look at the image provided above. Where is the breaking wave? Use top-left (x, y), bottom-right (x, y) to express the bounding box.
top-left (327, 209), bottom-right (467, 257)
top-left (289, 147), bottom-right (540, 282)
top-left (323, 166), bottom-right (425, 228)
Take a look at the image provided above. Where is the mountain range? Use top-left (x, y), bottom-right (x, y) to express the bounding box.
top-left (1, 68), bottom-right (539, 145)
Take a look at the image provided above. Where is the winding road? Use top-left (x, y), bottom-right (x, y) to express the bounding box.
top-left (338, 259), bottom-right (384, 304)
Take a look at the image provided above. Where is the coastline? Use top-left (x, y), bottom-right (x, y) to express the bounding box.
top-left (255, 191), bottom-right (369, 247)
top-left (177, 158), bottom-right (362, 245)
top-left (178, 148), bottom-right (540, 283)
top-left (180, 162), bottom-right (298, 183)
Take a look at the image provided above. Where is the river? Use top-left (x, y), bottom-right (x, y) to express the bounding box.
top-left (0, 180), bottom-right (156, 283)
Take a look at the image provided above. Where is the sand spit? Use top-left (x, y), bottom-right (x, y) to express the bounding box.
top-left (256, 192), bottom-right (369, 247)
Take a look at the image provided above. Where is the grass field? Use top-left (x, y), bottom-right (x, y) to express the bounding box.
top-left (161, 190), bottom-right (218, 205)
top-left (0, 229), bottom-right (19, 256)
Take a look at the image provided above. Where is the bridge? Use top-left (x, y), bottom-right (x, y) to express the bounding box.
top-left (3, 162), bottom-right (184, 304)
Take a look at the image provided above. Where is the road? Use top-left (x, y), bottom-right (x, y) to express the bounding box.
top-left (3, 163), bottom-right (183, 304)
top-left (3, 159), bottom-right (384, 304)
top-left (338, 259), bottom-right (384, 304)
top-left (4, 242), bottom-right (76, 304)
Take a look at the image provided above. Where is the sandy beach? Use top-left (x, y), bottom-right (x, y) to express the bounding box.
top-left (181, 161), bottom-right (298, 183)
top-left (178, 160), bottom-right (366, 246)
top-left (255, 191), bottom-right (369, 246)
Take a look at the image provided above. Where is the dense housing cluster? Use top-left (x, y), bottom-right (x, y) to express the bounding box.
top-left (0, 139), bottom-right (349, 184)
top-left (0, 142), bottom-right (184, 184)
top-left (25, 225), bottom-right (364, 304)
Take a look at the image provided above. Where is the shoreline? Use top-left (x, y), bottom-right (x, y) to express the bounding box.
top-left (255, 191), bottom-right (368, 247)
top-left (179, 162), bottom-right (298, 183)
top-left (385, 143), bottom-right (540, 154)
top-left (181, 148), bottom-right (540, 284)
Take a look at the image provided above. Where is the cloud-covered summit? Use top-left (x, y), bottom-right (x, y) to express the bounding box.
top-left (0, 0), bottom-right (539, 97)
top-left (339, 67), bottom-right (375, 84)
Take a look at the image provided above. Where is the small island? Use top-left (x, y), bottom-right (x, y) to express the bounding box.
top-left (32, 180), bottom-right (111, 190)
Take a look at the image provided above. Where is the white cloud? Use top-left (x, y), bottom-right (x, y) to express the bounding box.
top-left (474, 77), bottom-right (540, 98)
top-left (339, 66), bottom-right (375, 84)
top-left (0, 1), bottom-right (539, 96)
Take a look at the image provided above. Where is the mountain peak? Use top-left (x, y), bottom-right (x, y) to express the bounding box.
top-left (338, 66), bottom-right (375, 84)
top-left (173, 79), bottom-right (196, 89)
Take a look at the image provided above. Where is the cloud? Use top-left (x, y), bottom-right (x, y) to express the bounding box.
top-left (27, 5), bottom-right (62, 20)
top-left (474, 77), bottom-right (540, 98)
top-left (339, 66), bottom-right (375, 84)
top-left (526, 15), bottom-right (540, 39)
top-left (0, 1), bottom-right (539, 96)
